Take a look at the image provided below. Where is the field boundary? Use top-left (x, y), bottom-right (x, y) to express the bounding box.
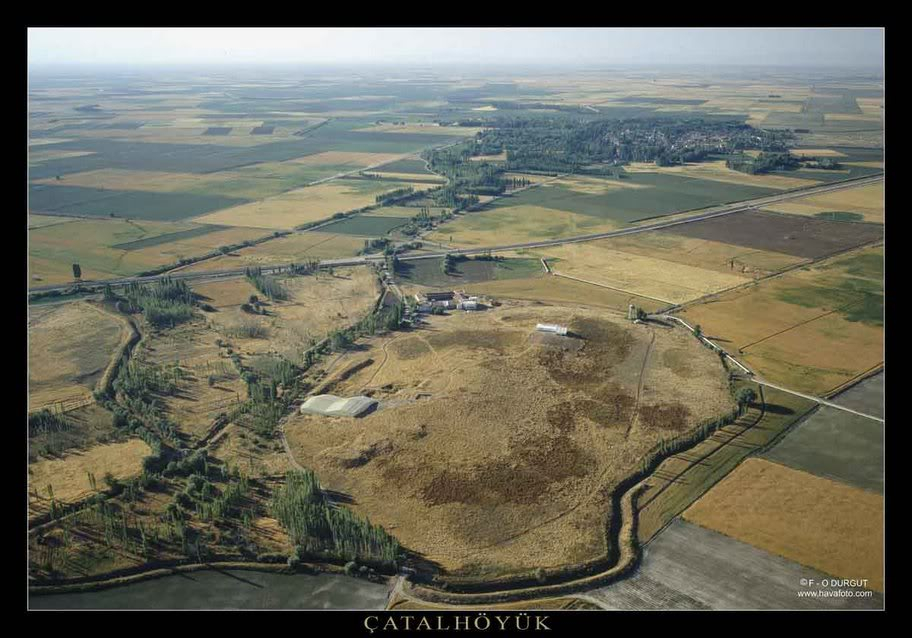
top-left (672, 238), bottom-right (884, 313)
top-left (28, 559), bottom-right (385, 597)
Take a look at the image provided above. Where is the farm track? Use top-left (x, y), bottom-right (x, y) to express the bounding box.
top-left (29, 174), bottom-right (883, 298)
top-left (625, 328), bottom-right (656, 439)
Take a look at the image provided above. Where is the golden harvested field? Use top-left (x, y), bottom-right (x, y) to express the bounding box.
top-left (741, 312), bottom-right (883, 394)
top-left (28, 214), bottom-right (78, 230)
top-left (426, 205), bottom-right (622, 247)
top-left (677, 246), bottom-right (883, 394)
top-left (178, 232), bottom-right (365, 273)
top-left (289, 151), bottom-right (407, 168)
top-left (195, 180), bottom-right (436, 230)
top-left (683, 458), bottom-right (884, 592)
top-left (790, 148), bottom-right (848, 158)
top-left (533, 242), bottom-right (749, 305)
top-left (368, 171), bottom-right (446, 183)
top-left (33, 169), bottom-right (235, 192)
top-left (595, 231), bottom-right (806, 277)
top-left (360, 205), bottom-right (447, 219)
top-left (857, 97), bottom-right (884, 115)
top-left (28, 302), bottom-right (128, 411)
top-left (28, 218), bottom-right (263, 286)
top-left (29, 149), bottom-right (96, 164)
top-left (554, 174), bottom-right (648, 194)
top-left (469, 151), bottom-right (508, 162)
top-left (824, 113), bottom-right (882, 123)
top-left (122, 226), bottom-right (270, 265)
top-left (286, 302), bottom-right (734, 575)
top-left (764, 182), bottom-right (884, 223)
top-left (623, 160), bottom-right (820, 190)
top-left (503, 172), bottom-right (554, 185)
top-left (28, 438), bottom-right (151, 508)
top-left (465, 273), bottom-right (667, 315)
top-left (198, 267), bottom-right (381, 363)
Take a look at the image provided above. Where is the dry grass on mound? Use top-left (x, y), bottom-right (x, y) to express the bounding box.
top-left (285, 302), bottom-right (734, 575)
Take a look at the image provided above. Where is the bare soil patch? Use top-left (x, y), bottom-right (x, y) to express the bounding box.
top-left (666, 210), bottom-right (883, 259)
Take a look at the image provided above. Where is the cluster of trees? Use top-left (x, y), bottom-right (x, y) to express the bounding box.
top-left (271, 469), bottom-right (400, 568)
top-left (244, 267), bottom-right (288, 301)
top-left (441, 253), bottom-right (460, 275)
top-left (725, 150), bottom-right (841, 175)
top-left (122, 277), bottom-right (196, 329)
top-left (427, 146), bottom-right (506, 196)
top-left (102, 360), bottom-right (186, 466)
top-left (726, 151), bottom-right (801, 174)
top-left (460, 117), bottom-right (794, 174)
top-left (360, 237), bottom-right (391, 255)
top-left (375, 186), bottom-right (415, 205)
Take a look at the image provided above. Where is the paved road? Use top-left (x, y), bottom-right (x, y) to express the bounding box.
top-left (755, 378), bottom-right (884, 423)
top-left (30, 173), bottom-right (882, 296)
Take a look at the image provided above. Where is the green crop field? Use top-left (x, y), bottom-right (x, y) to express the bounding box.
top-left (395, 256), bottom-right (542, 288)
top-left (28, 184), bottom-right (250, 222)
top-left (316, 215), bottom-right (412, 236)
top-left (486, 173), bottom-right (779, 224)
top-left (374, 158), bottom-right (433, 174)
top-left (110, 224), bottom-right (229, 251)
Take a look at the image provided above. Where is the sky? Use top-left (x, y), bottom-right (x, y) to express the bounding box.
top-left (28, 28), bottom-right (884, 69)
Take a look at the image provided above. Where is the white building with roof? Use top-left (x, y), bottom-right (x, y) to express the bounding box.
top-left (300, 394), bottom-right (378, 418)
top-left (536, 323), bottom-right (568, 336)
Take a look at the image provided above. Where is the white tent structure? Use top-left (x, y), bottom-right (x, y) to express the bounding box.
top-left (299, 394), bottom-right (378, 418)
top-left (536, 323), bottom-right (568, 336)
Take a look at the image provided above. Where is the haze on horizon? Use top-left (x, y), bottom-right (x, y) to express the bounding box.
top-left (28, 27), bottom-right (884, 71)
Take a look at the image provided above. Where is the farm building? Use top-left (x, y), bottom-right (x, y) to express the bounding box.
top-left (300, 394), bottom-right (378, 418)
top-left (536, 323), bottom-right (568, 336)
top-left (420, 291), bottom-right (455, 302)
top-left (457, 299), bottom-right (479, 311)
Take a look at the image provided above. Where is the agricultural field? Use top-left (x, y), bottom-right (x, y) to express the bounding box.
top-left (761, 372), bottom-right (883, 493)
top-left (28, 183), bottom-right (250, 222)
top-left (317, 215), bottom-right (412, 236)
top-left (178, 232), bottom-right (365, 273)
top-left (666, 210), bottom-right (884, 260)
top-left (531, 242), bottom-right (749, 305)
top-left (462, 272), bottom-right (669, 315)
top-left (28, 218), bottom-right (270, 285)
top-left (285, 302), bottom-right (735, 575)
top-left (634, 385), bottom-right (817, 545)
top-left (585, 518), bottom-right (881, 610)
top-left (490, 172), bottom-right (778, 224)
top-left (683, 458), bottom-right (884, 592)
top-left (763, 181), bottom-right (884, 223)
top-left (426, 205), bottom-right (622, 247)
top-left (194, 179), bottom-right (436, 230)
top-left (394, 256), bottom-right (543, 289)
top-left (594, 230), bottom-right (807, 278)
top-left (677, 245), bottom-right (883, 394)
top-left (28, 301), bottom-right (129, 411)
top-left (622, 160), bottom-right (821, 190)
